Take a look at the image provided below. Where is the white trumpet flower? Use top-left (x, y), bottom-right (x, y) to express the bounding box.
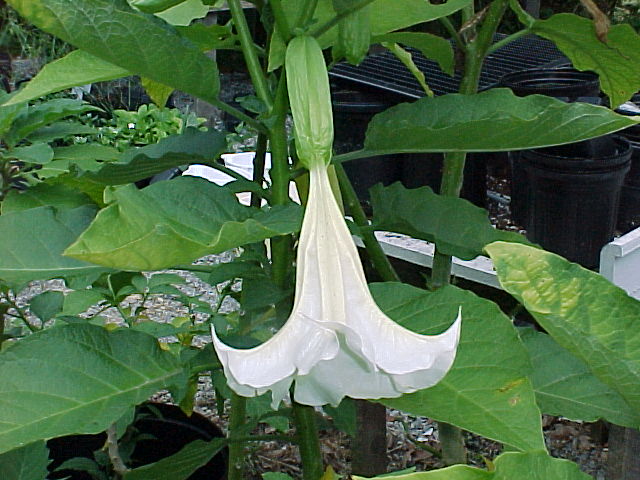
top-left (213, 35), bottom-right (460, 407)
top-left (212, 164), bottom-right (461, 407)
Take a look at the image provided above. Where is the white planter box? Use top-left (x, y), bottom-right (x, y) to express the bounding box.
top-left (370, 227), bottom-right (640, 300)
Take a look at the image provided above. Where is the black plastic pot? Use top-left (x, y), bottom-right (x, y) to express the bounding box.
top-left (333, 89), bottom-right (402, 212)
top-left (400, 152), bottom-right (489, 207)
top-left (47, 403), bottom-right (226, 480)
top-left (521, 136), bottom-right (632, 268)
top-left (498, 67), bottom-right (601, 101)
top-left (499, 67), bottom-right (601, 227)
top-left (615, 96), bottom-right (640, 231)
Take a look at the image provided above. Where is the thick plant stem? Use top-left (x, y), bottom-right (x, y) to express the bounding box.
top-left (106, 423), bottom-right (129, 477)
top-left (269, 77), bottom-right (294, 288)
top-left (227, 393), bottom-right (248, 480)
top-left (335, 162), bottom-right (400, 283)
top-left (431, 0), bottom-right (509, 464)
top-left (228, 0), bottom-right (273, 111)
top-left (293, 402), bottom-right (324, 480)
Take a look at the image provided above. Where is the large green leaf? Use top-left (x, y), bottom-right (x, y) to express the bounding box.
top-left (7, 0), bottom-right (220, 102)
top-left (65, 177), bottom-right (303, 270)
top-left (485, 242), bottom-right (640, 413)
top-left (532, 14), bottom-right (640, 108)
top-left (1, 184), bottom-right (93, 214)
top-left (87, 128), bottom-right (227, 185)
top-left (0, 441), bottom-right (49, 480)
top-left (520, 328), bottom-right (640, 428)
top-left (354, 451), bottom-right (590, 479)
top-left (345, 89), bottom-right (640, 159)
top-left (0, 324), bottom-right (187, 454)
top-left (0, 206), bottom-right (110, 285)
top-left (124, 438), bottom-right (226, 480)
top-left (5, 50), bottom-right (129, 106)
top-left (5, 99), bottom-right (99, 147)
top-left (369, 183), bottom-right (531, 260)
top-left (372, 283), bottom-right (544, 451)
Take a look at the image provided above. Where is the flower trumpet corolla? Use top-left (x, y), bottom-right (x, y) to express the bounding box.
top-left (211, 36), bottom-right (461, 408)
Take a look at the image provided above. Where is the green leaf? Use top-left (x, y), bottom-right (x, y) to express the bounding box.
top-left (5, 50), bottom-right (130, 106)
top-left (0, 441), bottom-right (50, 480)
top-left (370, 183), bottom-right (531, 260)
top-left (354, 89), bottom-right (640, 158)
top-left (324, 397), bottom-right (356, 437)
top-left (0, 324), bottom-right (187, 454)
top-left (0, 206), bottom-right (111, 285)
top-left (532, 14), bottom-right (640, 108)
top-left (141, 77), bottom-right (174, 108)
top-left (355, 451), bottom-right (590, 479)
top-left (263, 474), bottom-right (295, 480)
top-left (175, 23), bottom-right (237, 51)
top-left (155, 0), bottom-right (210, 26)
top-left (87, 129), bottom-right (226, 185)
top-left (25, 122), bottom-right (97, 143)
top-left (520, 328), bottom-right (640, 428)
top-left (124, 438), bottom-right (225, 480)
top-left (373, 32), bottom-right (454, 76)
top-left (5, 98), bottom-right (99, 147)
top-left (9, 143), bottom-right (54, 165)
top-left (7, 0), bottom-right (220, 102)
top-left (383, 42), bottom-right (433, 96)
top-left (62, 289), bottom-right (107, 316)
top-left (65, 177), bottom-right (303, 271)
top-left (373, 283), bottom-right (544, 451)
top-left (1, 184), bottom-right (94, 214)
top-left (485, 242), bottom-right (640, 413)
top-left (29, 291), bottom-right (65, 322)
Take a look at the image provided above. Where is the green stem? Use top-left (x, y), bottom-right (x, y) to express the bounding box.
top-left (268, 76), bottom-right (294, 288)
top-left (486, 29), bottom-right (529, 55)
top-left (431, 0), bottom-right (509, 462)
top-left (292, 402), bottom-right (324, 480)
top-left (439, 16), bottom-right (465, 51)
top-left (227, 393), bottom-right (248, 480)
top-left (310, 0), bottom-right (377, 38)
top-left (210, 98), bottom-right (266, 133)
top-left (251, 132), bottom-right (268, 208)
top-left (334, 162), bottom-right (400, 283)
top-left (106, 423), bottom-right (129, 477)
top-left (228, 0), bottom-right (273, 111)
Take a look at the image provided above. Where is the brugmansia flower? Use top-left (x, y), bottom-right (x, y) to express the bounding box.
top-left (211, 36), bottom-right (461, 407)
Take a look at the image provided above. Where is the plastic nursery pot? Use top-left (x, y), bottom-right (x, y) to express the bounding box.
top-left (46, 402), bottom-right (227, 480)
top-left (498, 67), bottom-right (601, 228)
top-left (615, 96), bottom-right (640, 231)
top-left (400, 152), bottom-right (490, 208)
top-left (332, 89), bottom-right (402, 213)
top-left (521, 136), bottom-right (632, 269)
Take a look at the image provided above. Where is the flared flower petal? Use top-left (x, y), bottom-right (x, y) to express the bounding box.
top-left (212, 165), bottom-right (461, 407)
